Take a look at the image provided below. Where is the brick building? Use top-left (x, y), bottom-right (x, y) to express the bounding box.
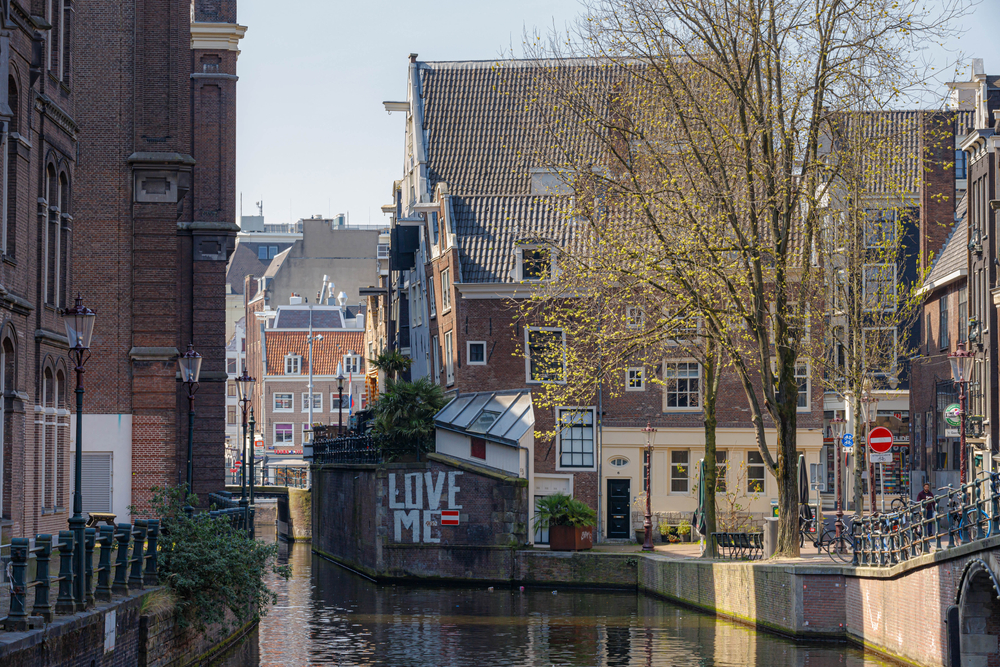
top-left (375, 56), bottom-right (827, 542)
top-left (71, 0), bottom-right (246, 517)
top-left (244, 298), bottom-right (367, 477)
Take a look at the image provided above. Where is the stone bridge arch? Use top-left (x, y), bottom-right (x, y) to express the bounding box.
top-left (956, 555), bottom-right (1000, 665)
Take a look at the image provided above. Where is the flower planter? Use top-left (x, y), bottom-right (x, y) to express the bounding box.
top-left (549, 525), bottom-right (594, 551)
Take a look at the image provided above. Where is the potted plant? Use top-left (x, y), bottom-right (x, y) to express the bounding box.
top-left (657, 519), bottom-right (673, 543)
top-left (534, 493), bottom-right (597, 551)
top-left (677, 519), bottom-right (692, 543)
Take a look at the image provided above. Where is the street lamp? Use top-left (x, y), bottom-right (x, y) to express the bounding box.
top-left (248, 407), bottom-right (257, 539)
top-left (306, 332), bottom-right (324, 455)
top-left (235, 367), bottom-right (255, 533)
top-left (178, 343), bottom-right (202, 511)
top-left (336, 363), bottom-right (346, 435)
top-left (829, 415), bottom-right (846, 548)
top-left (642, 422), bottom-right (656, 552)
top-left (861, 377), bottom-right (879, 515)
top-left (63, 294), bottom-right (95, 610)
top-left (949, 342), bottom-right (975, 485)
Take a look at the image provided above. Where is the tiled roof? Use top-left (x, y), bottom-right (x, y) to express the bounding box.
top-left (264, 330), bottom-right (365, 376)
top-left (924, 193), bottom-right (968, 288)
top-left (226, 244), bottom-right (270, 295)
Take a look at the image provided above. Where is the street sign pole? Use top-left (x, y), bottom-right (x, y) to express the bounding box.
top-left (880, 463), bottom-right (885, 513)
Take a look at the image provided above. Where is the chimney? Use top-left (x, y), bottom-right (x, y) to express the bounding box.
top-left (409, 53), bottom-right (418, 63)
top-left (289, 293), bottom-right (303, 305)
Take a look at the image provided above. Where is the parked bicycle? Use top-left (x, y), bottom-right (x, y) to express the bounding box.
top-left (939, 483), bottom-right (993, 546)
top-left (799, 508), bottom-right (855, 562)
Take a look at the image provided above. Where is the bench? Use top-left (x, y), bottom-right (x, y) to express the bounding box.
top-left (711, 532), bottom-right (764, 560)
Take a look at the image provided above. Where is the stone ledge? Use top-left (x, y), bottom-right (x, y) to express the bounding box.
top-left (129, 346), bottom-right (180, 361)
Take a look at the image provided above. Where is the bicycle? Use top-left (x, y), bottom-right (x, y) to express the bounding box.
top-left (799, 509), bottom-right (855, 562)
top-left (938, 485), bottom-right (993, 545)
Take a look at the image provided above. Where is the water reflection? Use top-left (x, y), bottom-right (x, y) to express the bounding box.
top-left (254, 541), bottom-right (890, 666)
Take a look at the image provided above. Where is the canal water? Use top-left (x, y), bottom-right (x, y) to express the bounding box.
top-left (246, 541), bottom-right (891, 667)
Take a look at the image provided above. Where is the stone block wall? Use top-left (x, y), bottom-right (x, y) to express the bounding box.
top-left (515, 551), bottom-right (638, 589)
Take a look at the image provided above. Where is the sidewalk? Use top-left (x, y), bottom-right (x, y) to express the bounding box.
top-left (587, 541), bottom-right (848, 564)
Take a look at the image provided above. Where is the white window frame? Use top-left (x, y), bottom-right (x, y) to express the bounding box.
top-left (432, 335), bottom-right (441, 385)
top-left (662, 359), bottom-right (702, 411)
top-left (273, 393), bottom-right (294, 412)
top-left (444, 331), bottom-right (455, 385)
top-left (715, 449), bottom-right (728, 494)
top-left (747, 450), bottom-right (766, 494)
top-left (862, 326), bottom-right (899, 377)
top-left (625, 306), bottom-right (644, 330)
top-left (440, 268), bottom-right (452, 313)
top-left (555, 407), bottom-right (596, 471)
top-left (301, 392), bottom-right (322, 413)
top-left (795, 362), bottom-right (811, 413)
top-left (273, 423), bottom-right (294, 445)
top-left (517, 245), bottom-right (554, 282)
top-left (626, 367), bottom-right (645, 391)
top-left (665, 314), bottom-right (701, 346)
top-left (670, 449), bottom-right (690, 494)
top-left (863, 263), bottom-right (897, 312)
top-left (863, 208), bottom-right (897, 249)
top-left (284, 354), bottom-right (302, 375)
top-left (525, 327), bottom-right (567, 385)
top-left (467, 341), bottom-right (487, 366)
top-left (343, 354), bottom-right (362, 375)
top-left (609, 456), bottom-right (629, 468)
top-left (428, 280), bottom-right (437, 318)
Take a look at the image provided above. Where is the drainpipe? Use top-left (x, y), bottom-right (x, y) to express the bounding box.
top-left (518, 441), bottom-right (532, 545)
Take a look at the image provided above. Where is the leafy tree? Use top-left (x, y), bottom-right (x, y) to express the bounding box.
top-left (370, 376), bottom-right (448, 452)
top-left (368, 349), bottom-right (414, 381)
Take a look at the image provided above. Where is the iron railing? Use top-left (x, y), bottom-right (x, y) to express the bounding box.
top-left (312, 429), bottom-right (427, 465)
top-left (226, 467), bottom-right (310, 488)
top-left (852, 471), bottom-right (1000, 566)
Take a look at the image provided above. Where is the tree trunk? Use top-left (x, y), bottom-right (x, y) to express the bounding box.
top-left (701, 340), bottom-right (720, 557)
top-left (774, 375), bottom-right (801, 557)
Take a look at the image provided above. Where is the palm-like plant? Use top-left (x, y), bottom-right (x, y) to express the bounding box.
top-left (533, 493), bottom-right (597, 530)
top-left (370, 376), bottom-right (447, 452)
top-left (368, 350), bottom-right (413, 381)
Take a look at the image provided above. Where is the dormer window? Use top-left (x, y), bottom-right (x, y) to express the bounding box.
top-left (519, 246), bottom-right (552, 281)
top-left (284, 355), bottom-right (302, 375)
top-left (343, 354), bottom-right (362, 374)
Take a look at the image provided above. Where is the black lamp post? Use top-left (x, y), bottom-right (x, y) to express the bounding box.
top-left (235, 367), bottom-right (255, 533)
top-left (336, 363), bottom-right (346, 436)
top-left (829, 415), bottom-right (846, 549)
top-left (63, 294), bottom-right (95, 610)
top-left (949, 342), bottom-right (975, 485)
top-left (641, 421), bottom-right (656, 552)
top-left (178, 343), bottom-right (202, 512)
top-left (248, 407), bottom-right (257, 539)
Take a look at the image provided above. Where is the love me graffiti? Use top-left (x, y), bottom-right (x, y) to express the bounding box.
top-left (389, 471), bottom-right (463, 543)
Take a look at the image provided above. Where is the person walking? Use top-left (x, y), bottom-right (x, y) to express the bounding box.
top-left (917, 482), bottom-right (936, 535)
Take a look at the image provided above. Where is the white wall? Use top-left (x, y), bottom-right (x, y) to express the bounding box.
top-left (70, 414), bottom-right (132, 521)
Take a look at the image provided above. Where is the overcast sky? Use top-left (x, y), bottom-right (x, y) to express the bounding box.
top-left (234, 0), bottom-right (1000, 227)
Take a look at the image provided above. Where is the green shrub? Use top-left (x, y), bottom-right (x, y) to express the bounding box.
top-left (533, 493), bottom-right (597, 530)
top-left (139, 486), bottom-right (291, 636)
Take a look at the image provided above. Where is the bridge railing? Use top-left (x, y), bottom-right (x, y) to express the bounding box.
top-left (852, 471), bottom-right (1000, 566)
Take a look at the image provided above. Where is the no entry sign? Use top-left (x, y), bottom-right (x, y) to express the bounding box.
top-left (868, 426), bottom-right (894, 453)
top-left (441, 510), bottom-right (460, 526)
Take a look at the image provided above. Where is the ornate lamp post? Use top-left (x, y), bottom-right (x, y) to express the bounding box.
top-left (829, 415), bottom-right (846, 547)
top-left (949, 342), bottom-right (975, 485)
top-left (248, 407), bottom-right (257, 539)
top-left (336, 363), bottom-right (346, 436)
top-left (642, 421), bottom-right (656, 552)
top-left (235, 367), bottom-right (255, 532)
top-left (306, 332), bottom-right (323, 453)
top-left (63, 294), bottom-right (95, 610)
top-left (178, 343), bottom-right (202, 511)
top-left (861, 378), bottom-right (879, 515)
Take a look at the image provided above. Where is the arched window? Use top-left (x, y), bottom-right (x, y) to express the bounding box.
top-left (0, 337), bottom-right (9, 519)
top-left (2, 75), bottom-right (14, 258)
top-left (58, 173), bottom-right (68, 308)
top-left (42, 367), bottom-right (53, 509)
top-left (55, 369), bottom-right (65, 508)
top-left (44, 165), bottom-right (58, 305)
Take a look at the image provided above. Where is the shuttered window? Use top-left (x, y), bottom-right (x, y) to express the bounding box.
top-left (81, 453), bottom-right (112, 514)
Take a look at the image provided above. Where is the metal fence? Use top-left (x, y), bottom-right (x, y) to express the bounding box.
top-left (312, 431), bottom-right (426, 465)
top-left (226, 467), bottom-right (310, 488)
top-left (852, 471), bottom-right (1000, 566)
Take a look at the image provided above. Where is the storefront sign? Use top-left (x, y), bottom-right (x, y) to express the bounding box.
top-left (944, 404), bottom-right (961, 427)
top-left (945, 428), bottom-right (960, 437)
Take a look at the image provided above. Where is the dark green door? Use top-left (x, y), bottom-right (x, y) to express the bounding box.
top-left (607, 479), bottom-right (630, 538)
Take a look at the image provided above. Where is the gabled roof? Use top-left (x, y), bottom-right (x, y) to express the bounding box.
top-left (264, 330), bottom-right (365, 376)
top-left (435, 389), bottom-right (534, 447)
top-left (923, 193), bottom-right (968, 292)
top-left (226, 244), bottom-right (270, 295)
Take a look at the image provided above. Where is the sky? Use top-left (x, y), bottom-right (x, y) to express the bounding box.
top-left (234, 0), bottom-right (1000, 228)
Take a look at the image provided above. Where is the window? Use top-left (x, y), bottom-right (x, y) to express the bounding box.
top-left (863, 264), bottom-right (896, 311)
top-left (227, 407), bottom-right (237, 425)
top-left (795, 363), bottom-right (810, 411)
top-left (609, 456), bottom-right (629, 467)
top-left (663, 361), bottom-right (701, 410)
top-left (862, 327), bottom-right (899, 376)
top-left (258, 246), bottom-right (267, 260)
top-left (520, 246), bottom-right (551, 281)
top-left (331, 392), bottom-right (349, 410)
top-left (670, 450), bottom-right (689, 493)
top-left (940, 295), bottom-right (950, 349)
top-left (409, 283), bottom-right (423, 328)
top-left (926, 312), bottom-right (933, 353)
top-left (715, 450), bottom-right (728, 493)
top-left (227, 381), bottom-right (236, 397)
top-left (269, 246), bottom-right (277, 259)
top-left (627, 367), bottom-right (645, 391)
top-left (642, 449), bottom-right (649, 491)
top-left (666, 314), bottom-right (700, 345)
top-left (526, 328), bottom-right (566, 383)
top-left (747, 451), bottom-right (765, 493)
top-left (959, 286), bottom-right (968, 343)
top-left (273, 393), bottom-right (293, 411)
top-left (863, 209), bottom-right (896, 248)
top-left (625, 306), bottom-right (644, 329)
top-left (440, 268), bottom-right (451, 312)
top-left (301, 393), bottom-right (322, 412)
top-left (343, 355), bottom-right (362, 375)
top-left (444, 331), bottom-right (455, 385)
top-left (557, 408), bottom-right (595, 469)
top-left (302, 423), bottom-right (312, 433)
top-left (956, 150), bottom-right (968, 180)
top-left (284, 355), bottom-right (301, 375)
top-left (467, 341), bottom-right (486, 365)
top-left (428, 280), bottom-right (437, 317)
top-left (43, 166), bottom-right (61, 306)
top-left (4, 76), bottom-right (16, 259)
top-left (227, 358), bottom-right (237, 374)
top-left (274, 424), bottom-right (294, 444)
top-left (432, 335), bottom-right (441, 385)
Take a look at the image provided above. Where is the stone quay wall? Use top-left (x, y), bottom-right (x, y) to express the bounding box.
top-left (312, 453), bottom-right (529, 581)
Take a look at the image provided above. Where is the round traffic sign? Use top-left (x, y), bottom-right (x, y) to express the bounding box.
top-left (868, 426), bottom-right (894, 453)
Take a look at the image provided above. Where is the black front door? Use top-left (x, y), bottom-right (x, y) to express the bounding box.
top-left (607, 479), bottom-right (631, 539)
